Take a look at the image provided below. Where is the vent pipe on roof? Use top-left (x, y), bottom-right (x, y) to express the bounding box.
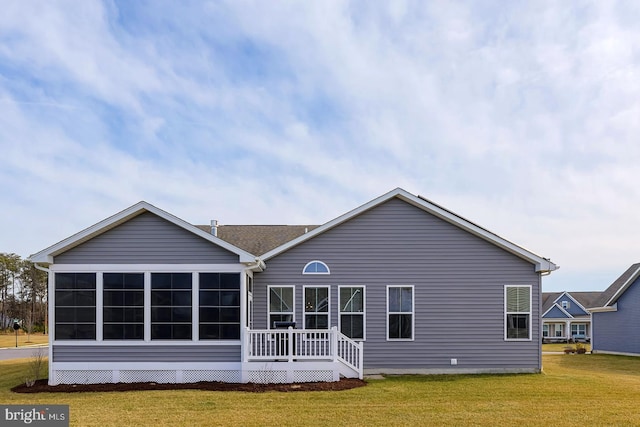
top-left (211, 220), bottom-right (218, 237)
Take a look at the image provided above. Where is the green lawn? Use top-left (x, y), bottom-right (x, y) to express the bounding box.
top-left (542, 342), bottom-right (591, 352)
top-left (0, 332), bottom-right (48, 348)
top-left (1, 354), bottom-right (639, 426)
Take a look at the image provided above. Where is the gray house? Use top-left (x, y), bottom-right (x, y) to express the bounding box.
top-left (29, 188), bottom-right (558, 385)
top-left (590, 263), bottom-right (640, 356)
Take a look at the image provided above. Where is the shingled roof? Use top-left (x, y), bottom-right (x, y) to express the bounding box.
top-left (542, 291), bottom-right (602, 314)
top-left (195, 225), bottom-right (320, 256)
top-left (592, 262), bottom-right (640, 308)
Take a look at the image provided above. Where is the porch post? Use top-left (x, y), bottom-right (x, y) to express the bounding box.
top-left (566, 320), bottom-right (571, 342)
top-left (242, 327), bottom-right (249, 362)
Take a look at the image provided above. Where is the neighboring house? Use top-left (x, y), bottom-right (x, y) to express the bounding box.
top-left (589, 263), bottom-right (640, 356)
top-left (541, 291), bottom-right (600, 343)
top-left (29, 188), bottom-right (558, 385)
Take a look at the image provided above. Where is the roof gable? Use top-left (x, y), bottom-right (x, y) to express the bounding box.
top-left (260, 188), bottom-right (558, 273)
top-left (592, 263), bottom-right (640, 308)
top-left (552, 292), bottom-right (590, 316)
top-left (542, 304), bottom-right (572, 319)
top-left (29, 201), bottom-right (259, 265)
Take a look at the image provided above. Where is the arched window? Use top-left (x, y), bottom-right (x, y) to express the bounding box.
top-left (302, 260), bottom-right (330, 275)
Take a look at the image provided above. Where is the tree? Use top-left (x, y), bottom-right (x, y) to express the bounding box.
top-left (19, 260), bottom-right (48, 339)
top-left (0, 253), bottom-right (22, 330)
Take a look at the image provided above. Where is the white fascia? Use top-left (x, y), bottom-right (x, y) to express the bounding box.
top-left (261, 188), bottom-right (558, 274)
top-left (588, 304), bottom-right (618, 313)
top-left (604, 265), bottom-right (640, 307)
top-left (28, 201), bottom-right (260, 266)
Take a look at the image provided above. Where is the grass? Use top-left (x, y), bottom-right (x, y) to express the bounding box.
top-left (1, 354), bottom-right (639, 426)
top-left (542, 342), bottom-right (591, 352)
top-left (0, 331), bottom-right (49, 348)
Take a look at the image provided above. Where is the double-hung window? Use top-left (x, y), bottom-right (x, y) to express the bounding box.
top-left (103, 273), bottom-right (144, 340)
top-left (542, 324), bottom-right (549, 337)
top-left (151, 273), bottom-right (192, 340)
top-left (387, 286), bottom-right (414, 340)
top-left (505, 285), bottom-right (531, 340)
top-left (339, 286), bottom-right (365, 340)
top-left (304, 286), bottom-right (329, 329)
top-left (268, 286), bottom-right (294, 328)
top-left (55, 273), bottom-right (96, 340)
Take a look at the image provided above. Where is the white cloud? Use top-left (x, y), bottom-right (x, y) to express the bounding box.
top-left (1, 1), bottom-right (640, 291)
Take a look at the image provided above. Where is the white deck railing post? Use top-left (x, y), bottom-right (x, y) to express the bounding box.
top-left (358, 341), bottom-right (364, 379)
top-left (287, 326), bottom-right (294, 363)
top-left (331, 326), bottom-right (339, 362)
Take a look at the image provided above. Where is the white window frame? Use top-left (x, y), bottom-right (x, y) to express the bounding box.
top-left (338, 285), bottom-right (366, 341)
top-left (561, 300), bottom-right (570, 309)
top-left (386, 285), bottom-right (414, 341)
top-left (542, 324), bottom-right (549, 337)
top-left (303, 285), bottom-right (330, 330)
top-left (571, 323), bottom-right (586, 336)
top-left (554, 323), bottom-right (563, 337)
top-left (267, 285), bottom-right (295, 329)
top-left (302, 260), bottom-right (330, 275)
top-left (504, 285), bottom-right (532, 341)
top-left (50, 264), bottom-right (247, 346)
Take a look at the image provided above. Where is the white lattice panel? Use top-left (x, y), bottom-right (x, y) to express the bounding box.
top-left (183, 370), bottom-right (241, 383)
top-left (119, 370), bottom-right (176, 384)
top-left (247, 370), bottom-right (287, 384)
top-left (293, 370), bottom-right (334, 383)
top-left (56, 370), bottom-right (112, 384)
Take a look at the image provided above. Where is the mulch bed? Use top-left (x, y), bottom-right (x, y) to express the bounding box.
top-left (12, 378), bottom-right (366, 393)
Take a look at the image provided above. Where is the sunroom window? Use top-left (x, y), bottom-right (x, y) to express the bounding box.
top-left (151, 273), bottom-right (192, 340)
top-left (199, 273), bottom-right (241, 340)
top-left (55, 273), bottom-right (96, 340)
top-left (103, 273), bottom-right (144, 340)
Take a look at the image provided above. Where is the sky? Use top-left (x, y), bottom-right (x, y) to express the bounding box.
top-left (1, 1), bottom-right (639, 293)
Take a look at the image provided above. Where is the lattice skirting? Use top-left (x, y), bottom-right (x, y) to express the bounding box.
top-left (52, 367), bottom-right (339, 385)
top-left (183, 370), bottom-right (241, 383)
top-left (119, 370), bottom-right (176, 383)
top-left (293, 370), bottom-right (334, 383)
top-left (246, 370), bottom-right (288, 384)
top-left (55, 370), bottom-right (112, 384)
top-left (52, 370), bottom-right (239, 385)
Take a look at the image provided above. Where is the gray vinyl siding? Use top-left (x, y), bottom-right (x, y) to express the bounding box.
top-left (54, 212), bottom-right (239, 264)
top-left (52, 345), bottom-right (240, 362)
top-left (253, 197), bottom-right (542, 371)
top-left (593, 277), bottom-right (640, 355)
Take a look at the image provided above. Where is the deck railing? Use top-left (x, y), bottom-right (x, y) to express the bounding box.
top-left (244, 326), bottom-right (363, 378)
